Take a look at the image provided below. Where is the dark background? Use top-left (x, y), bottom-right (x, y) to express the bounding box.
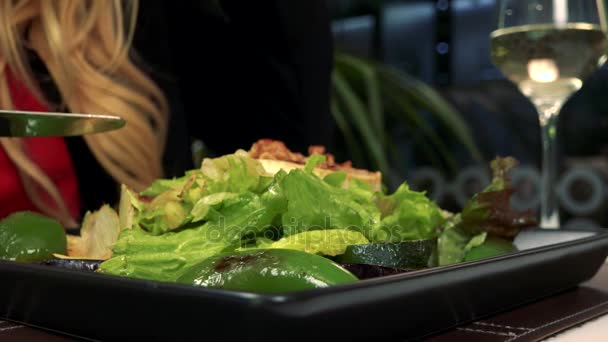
top-left (331, 0), bottom-right (608, 164)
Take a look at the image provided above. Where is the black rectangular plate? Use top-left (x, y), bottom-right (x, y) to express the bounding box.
top-left (1, 228), bottom-right (607, 341)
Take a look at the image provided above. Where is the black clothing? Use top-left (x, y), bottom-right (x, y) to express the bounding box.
top-left (158, 0), bottom-right (336, 155)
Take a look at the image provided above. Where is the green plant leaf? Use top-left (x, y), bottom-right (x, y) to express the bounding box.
top-left (382, 84), bottom-right (458, 174)
top-left (335, 53), bottom-right (385, 144)
top-left (332, 70), bottom-right (390, 174)
top-left (330, 99), bottom-right (366, 167)
top-left (377, 65), bottom-right (483, 163)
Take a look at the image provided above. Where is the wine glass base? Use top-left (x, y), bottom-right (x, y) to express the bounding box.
top-left (540, 214), bottom-right (560, 229)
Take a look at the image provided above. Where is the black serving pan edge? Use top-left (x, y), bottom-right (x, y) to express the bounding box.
top-left (0, 229), bottom-right (607, 341)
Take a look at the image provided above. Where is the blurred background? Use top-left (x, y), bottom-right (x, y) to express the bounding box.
top-left (328, 0), bottom-right (608, 229)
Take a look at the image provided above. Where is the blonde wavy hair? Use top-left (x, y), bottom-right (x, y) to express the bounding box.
top-left (0, 0), bottom-right (169, 226)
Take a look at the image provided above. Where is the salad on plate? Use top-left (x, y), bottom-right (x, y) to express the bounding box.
top-left (0, 139), bottom-right (537, 294)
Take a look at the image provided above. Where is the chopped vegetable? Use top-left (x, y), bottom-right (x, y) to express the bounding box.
top-left (265, 229), bottom-right (369, 256)
top-left (199, 149), bottom-right (271, 195)
top-left (373, 183), bottom-right (445, 242)
top-left (139, 173), bottom-right (191, 197)
top-left (63, 205), bottom-right (120, 260)
top-left (464, 236), bottom-right (518, 262)
top-left (437, 221), bottom-right (487, 266)
top-left (460, 157), bottom-right (537, 238)
top-left (98, 227), bottom-right (230, 282)
top-left (0, 211), bottom-right (66, 262)
top-left (118, 184), bottom-right (138, 231)
top-left (336, 240), bottom-right (436, 269)
top-left (40, 259), bottom-right (101, 272)
top-left (280, 168), bottom-right (379, 238)
top-left (88, 143), bottom-right (534, 291)
top-left (434, 157), bottom-right (535, 266)
top-left (176, 249), bottom-right (358, 293)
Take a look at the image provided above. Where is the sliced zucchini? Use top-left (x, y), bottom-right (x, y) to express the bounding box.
top-left (336, 240), bottom-right (436, 269)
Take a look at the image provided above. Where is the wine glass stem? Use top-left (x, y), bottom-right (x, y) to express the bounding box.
top-left (535, 100), bottom-right (563, 229)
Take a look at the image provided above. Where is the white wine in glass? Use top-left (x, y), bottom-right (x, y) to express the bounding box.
top-left (490, 0), bottom-right (608, 228)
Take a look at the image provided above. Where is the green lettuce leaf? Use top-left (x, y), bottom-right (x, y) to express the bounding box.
top-left (137, 189), bottom-right (193, 235)
top-left (323, 172), bottom-right (347, 188)
top-left (280, 169), bottom-right (380, 238)
top-left (460, 157), bottom-right (537, 238)
top-left (201, 149), bottom-right (269, 195)
top-left (259, 170), bottom-right (288, 228)
top-left (266, 229), bottom-right (369, 256)
top-left (100, 189), bottom-right (287, 281)
top-left (99, 227), bottom-right (231, 282)
top-left (100, 169), bottom-right (291, 282)
top-left (202, 192), bottom-right (284, 244)
top-left (373, 183), bottom-right (445, 242)
top-left (437, 224), bottom-right (487, 266)
top-left (139, 174), bottom-right (191, 197)
top-left (191, 192), bottom-right (239, 223)
top-left (131, 151), bottom-right (274, 236)
top-left (304, 154), bottom-right (327, 173)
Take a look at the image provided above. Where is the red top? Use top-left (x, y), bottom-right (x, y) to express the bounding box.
top-left (0, 71), bottom-right (80, 220)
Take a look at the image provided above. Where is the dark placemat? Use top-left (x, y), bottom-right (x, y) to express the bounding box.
top-left (424, 264), bottom-right (608, 342)
top-left (0, 320), bottom-right (79, 341)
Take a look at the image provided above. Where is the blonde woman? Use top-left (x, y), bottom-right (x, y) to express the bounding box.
top-left (0, 0), bottom-right (181, 227)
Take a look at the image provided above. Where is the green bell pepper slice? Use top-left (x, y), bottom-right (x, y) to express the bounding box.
top-left (0, 211), bottom-right (67, 262)
top-left (177, 248), bottom-right (358, 293)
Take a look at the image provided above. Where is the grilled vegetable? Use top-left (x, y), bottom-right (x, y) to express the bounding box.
top-left (177, 249), bottom-right (358, 293)
top-left (0, 211), bottom-right (66, 262)
top-left (40, 259), bottom-right (101, 272)
top-left (335, 240), bottom-right (436, 269)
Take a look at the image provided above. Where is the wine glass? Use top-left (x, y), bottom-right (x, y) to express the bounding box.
top-left (490, 0), bottom-right (608, 228)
